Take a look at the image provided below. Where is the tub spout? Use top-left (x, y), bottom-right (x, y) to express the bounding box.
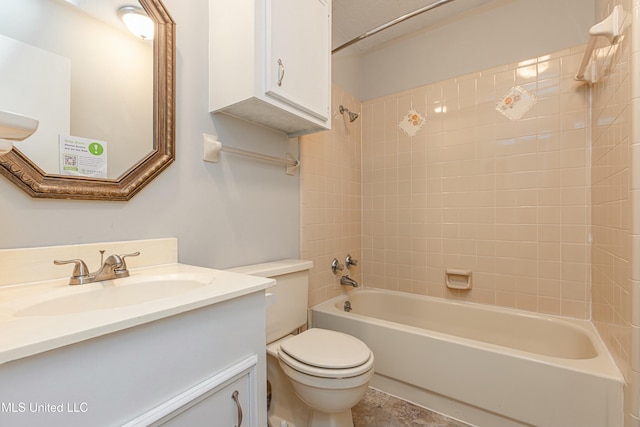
top-left (340, 275), bottom-right (358, 287)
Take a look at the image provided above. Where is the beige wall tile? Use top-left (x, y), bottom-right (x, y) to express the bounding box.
top-left (590, 0), bottom-right (637, 420)
top-left (300, 86), bottom-right (363, 308)
top-left (361, 47), bottom-right (591, 319)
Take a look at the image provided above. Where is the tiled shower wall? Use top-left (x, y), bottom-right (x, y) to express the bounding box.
top-left (302, 6), bottom-right (639, 421)
top-left (361, 46), bottom-right (592, 319)
top-left (300, 85), bottom-right (362, 307)
top-left (591, 0), bottom-right (638, 423)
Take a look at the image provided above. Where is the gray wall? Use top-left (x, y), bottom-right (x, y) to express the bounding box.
top-left (0, 0), bottom-right (300, 270)
top-left (340, 0), bottom-right (595, 100)
top-left (332, 49), bottom-right (362, 99)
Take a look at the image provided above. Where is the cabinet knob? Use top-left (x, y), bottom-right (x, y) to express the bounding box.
top-left (231, 390), bottom-right (243, 427)
top-left (277, 59), bottom-right (285, 87)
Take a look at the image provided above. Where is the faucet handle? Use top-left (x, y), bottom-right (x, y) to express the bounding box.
top-left (331, 258), bottom-right (344, 274)
top-left (118, 251), bottom-right (140, 271)
top-left (345, 254), bottom-right (358, 269)
top-left (53, 259), bottom-right (91, 285)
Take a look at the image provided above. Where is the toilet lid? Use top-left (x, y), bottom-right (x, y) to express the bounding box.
top-left (278, 347), bottom-right (374, 379)
top-left (279, 328), bottom-right (371, 369)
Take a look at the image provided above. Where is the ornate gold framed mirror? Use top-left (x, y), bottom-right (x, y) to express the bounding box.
top-left (0, 0), bottom-right (175, 201)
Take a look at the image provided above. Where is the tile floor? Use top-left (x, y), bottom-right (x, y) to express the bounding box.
top-left (352, 388), bottom-right (471, 427)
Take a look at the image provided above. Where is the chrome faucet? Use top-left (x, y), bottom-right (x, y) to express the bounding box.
top-left (340, 275), bottom-right (358, 287)
top-left (331, 258), bottom-right (344, 274)
top-left (345, 254), bottom-right (358, 269)
top-left (54, 251), bottom-right (140, 285)
top-left (92, 254), bottom-right (127, 281)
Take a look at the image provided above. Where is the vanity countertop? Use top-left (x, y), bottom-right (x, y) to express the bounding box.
top-left (0, 263), bottom-right (274, 365)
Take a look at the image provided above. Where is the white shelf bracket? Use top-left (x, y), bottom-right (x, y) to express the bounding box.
top-left (203, 133), bottom-right (222, 163)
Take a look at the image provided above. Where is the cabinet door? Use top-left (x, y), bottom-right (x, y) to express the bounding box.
top-left (266, 0), bottom-right (330, 121)
top-left (159, 375), bottom-right (251, 426)
top-left (124, 356), bottom-right (259, 427)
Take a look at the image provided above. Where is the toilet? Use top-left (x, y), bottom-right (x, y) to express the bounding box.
top-left (228, 259), bottom-right (373, 427)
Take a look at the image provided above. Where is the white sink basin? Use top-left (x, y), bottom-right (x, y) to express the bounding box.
top-left (15, 273), bottom-right (214, 317)
top-left (0, 260), bottom-right (274, 366)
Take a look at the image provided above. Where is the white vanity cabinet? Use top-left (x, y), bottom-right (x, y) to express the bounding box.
top-left (131, 356), bottom-right (256, 426)
top-left (0, 291), bottom-right (267, 427)
top-left (156, 370), bottom-right (252, 426)
top-left (209, 0), bottom-right (331, 137)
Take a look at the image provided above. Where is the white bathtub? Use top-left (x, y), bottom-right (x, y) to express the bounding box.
top-left (311, 288), bottom-right (623, 427)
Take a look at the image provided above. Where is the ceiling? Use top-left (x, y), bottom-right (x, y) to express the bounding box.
top-left (332, 0), bottom-right (499, 54)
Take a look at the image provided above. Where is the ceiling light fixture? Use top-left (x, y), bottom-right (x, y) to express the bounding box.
top-left (118, 6), bottom-right (154, 40)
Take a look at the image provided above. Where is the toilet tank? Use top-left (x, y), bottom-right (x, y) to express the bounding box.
top-left (227, 259), bottom-right (313, 343)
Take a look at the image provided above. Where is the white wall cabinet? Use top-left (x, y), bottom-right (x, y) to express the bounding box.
top-left (209, 0), bottom-right (331, 137)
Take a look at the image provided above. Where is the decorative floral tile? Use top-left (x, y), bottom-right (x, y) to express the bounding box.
top-left (496, 86), bottom-right (537, 120)
top-left (398, 109), bottom-right (425, 137)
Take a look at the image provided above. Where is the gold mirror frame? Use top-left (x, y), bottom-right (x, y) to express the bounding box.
top-left (0, 0), bottom-right (175, 201)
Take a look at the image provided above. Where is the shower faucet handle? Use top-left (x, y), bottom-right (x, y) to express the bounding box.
top-left (346, 254), bottom-right (358, 269)
top-left (331, 258), bottom-right (344, 274)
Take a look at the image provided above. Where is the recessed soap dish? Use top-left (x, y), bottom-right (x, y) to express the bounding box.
top-left (445, 269), bottom-right (472, 290)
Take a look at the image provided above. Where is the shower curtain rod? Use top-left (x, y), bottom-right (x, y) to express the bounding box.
top-left (332, 0), bottom-right (458, 54)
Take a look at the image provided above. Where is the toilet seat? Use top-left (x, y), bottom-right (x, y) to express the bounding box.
top-left (278, 328), bottom-right (373, 379)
